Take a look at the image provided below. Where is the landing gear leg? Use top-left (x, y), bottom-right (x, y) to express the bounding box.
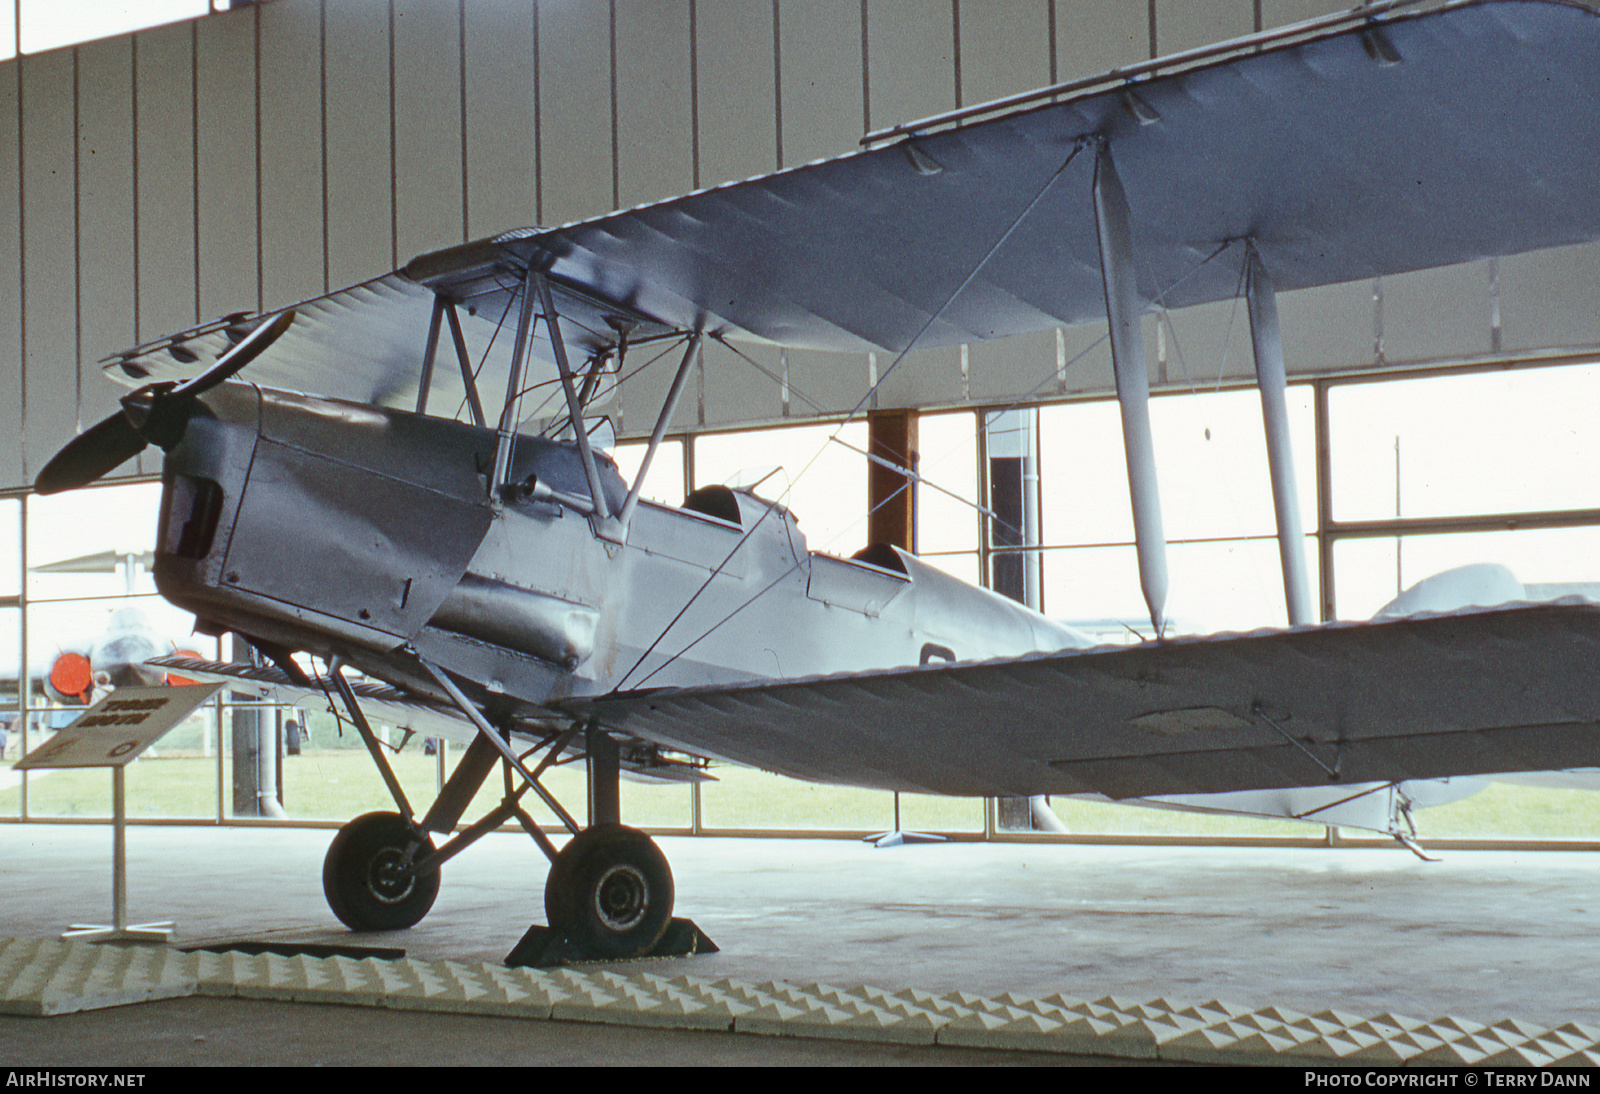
top-left (508, 722), bottom-right (716, 967)
top-left (543, 823), bottom-right (675, 959)
top-left (321, 661), bottom-right (440, 931)
top-left (323, 811), bottom-right (440, 930)
top-left (412, 660), bottom-right (715, 966)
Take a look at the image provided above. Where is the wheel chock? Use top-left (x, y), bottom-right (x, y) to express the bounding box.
top-left (504, 917), bottom-right (718, 968)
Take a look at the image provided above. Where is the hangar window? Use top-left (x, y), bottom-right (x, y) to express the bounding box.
top-left (1328, 364), bottom-right (1600, 522)
top-left (694, 421), bottom-right (871, 557)
top-left (913, 410), bottom-right (980, 585)
top-left (610, 439), bottom-right (685, 511)
top-left (5, 0), bottom-right (259, 60)
top-left (1037, 387), bottom-right (1318, 637)
top-left (0, 497), bottom-right (17, 601)
top-left (5, 482), bottom-right (223, 822)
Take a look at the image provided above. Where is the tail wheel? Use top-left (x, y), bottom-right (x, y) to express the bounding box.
top-left (544, 824), bottom-right (674, 959)
top-left (323, 811), bottom-right (440, 931)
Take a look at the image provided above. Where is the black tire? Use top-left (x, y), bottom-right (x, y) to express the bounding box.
top-left (323, 811), bottom-right (441, 931)
top-left (544, 824), bottom-right (674, 959)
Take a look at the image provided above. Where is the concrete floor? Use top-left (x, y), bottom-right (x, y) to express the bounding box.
top-left (1, 822), bottom-right (1596, 1065)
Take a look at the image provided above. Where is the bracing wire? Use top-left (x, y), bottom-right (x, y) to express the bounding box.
top-left (608, 161), bottom-right (1277, 692)
top-left (606, 145), bottom-right (1089, 692)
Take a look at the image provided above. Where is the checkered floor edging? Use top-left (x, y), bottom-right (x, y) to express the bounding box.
top-left (2, 937), bottom-right (1595, 1065)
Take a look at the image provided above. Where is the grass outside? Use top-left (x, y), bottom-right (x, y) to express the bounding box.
top-left (1411, 782), bottom-right (1600, 839)
top-left (5, 746), bottom-right (1600, 840)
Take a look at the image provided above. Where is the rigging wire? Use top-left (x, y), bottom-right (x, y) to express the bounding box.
top-left (711, 334), bottom-right (830, 417)
top-left (450, 289), bottom-right (519, 424)
top-left (609, 157), bottom-right (1277, 693)
top-left (538, 336), bottom-right (695, 440)
top-left (626, 477), bottom-right (917, 690)
top-left (614, 232), bottom-right (1259, 688)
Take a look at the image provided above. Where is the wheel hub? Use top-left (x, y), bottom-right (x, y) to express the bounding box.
top-left (368, 848), bottom-right (416, 904)
top-left (592, 864), bottom-right (649, 930)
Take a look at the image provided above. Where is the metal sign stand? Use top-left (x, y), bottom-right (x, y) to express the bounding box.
top-left (62, 767), bottom-right (177, 943)
top-left (14, 684), bottom-right (222, 944)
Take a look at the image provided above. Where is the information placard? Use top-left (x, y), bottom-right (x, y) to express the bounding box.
top-left (15, 684), bottom-right (222, 770)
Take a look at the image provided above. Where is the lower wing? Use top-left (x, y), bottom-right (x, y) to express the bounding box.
top-left (566, 602), bottom-right (1600, 800)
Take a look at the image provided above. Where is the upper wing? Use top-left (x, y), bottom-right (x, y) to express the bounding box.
top-left (567, 602), bottom-right (1600, 799)
top-left (103, 0), bottom-right (1600, 400)
top-left (415, 0), bottom-right (1600, 354)
top-left (100, 268), bottom-right (676, 411)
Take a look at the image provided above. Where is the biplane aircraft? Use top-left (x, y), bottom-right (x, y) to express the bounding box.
top-left (33, 0), bottom-right (1600, 961)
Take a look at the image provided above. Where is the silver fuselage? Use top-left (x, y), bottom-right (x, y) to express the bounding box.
top-left (153, 385), bottom-right (1087, 726)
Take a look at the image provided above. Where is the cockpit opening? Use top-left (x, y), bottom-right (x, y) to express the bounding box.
top-left (682, 484), bottom-right (742, 526)
top-left (850, 542), bottom-right (907, 574)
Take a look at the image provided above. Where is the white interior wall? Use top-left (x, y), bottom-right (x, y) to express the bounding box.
top-left (2, 0), bottom-right (1598, 490)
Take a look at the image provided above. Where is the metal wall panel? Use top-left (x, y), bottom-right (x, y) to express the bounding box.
top-left (74, 37), bottom-right (136, 440)
top-left (1054, 0), bottom-right (1148, 80)
top-left (393, 0), bottom-right (464, 264)
top-left (866, 0), bottom-right (952, 132)
top-left (18, 50), bottom-right (77, 483)
top-left (133, 22), bottom-right (196, 340)
top-left (878, 344), bottom-right (963, 410)
top-left (0, 62), bottom-right (21, 488)
top-left (1499, 241), bottom-right (1600, 353)
top-left (1276, 277), bottom-right (1377, 376)
top-left (194, 11), bottom-right (258, 321)
top-left (257, 0), bottom-right (323, 310)
top-left (786, 346), bottom-right (870, 419)
top-left (1261, 0), bottom-right (1347, 30)
top-left (695, 0), bottom-right (776, 188)
top-left (322, 1), bottom-right (391, 287)
top-left (1058, 321), bottom-right (1117, 396)
top-left (463, 0), bottom-right (536, 237)
top-left (701, 337), bottom-right (782, 427)
top-left (1154, 0), bottom-right (1253, 54)
top-left (959, 0), bottom-right (1050, 109)
top-left (968, 329), bottom-right (1054, 402)
top-left (537, 0), bottom-right (613, 227)
top-left (777, 0), bottom-right (862, 169)
top-left (615, 0), bottom-right (693, 211)
top-left (1381, 262), bottom-right (1492, 365)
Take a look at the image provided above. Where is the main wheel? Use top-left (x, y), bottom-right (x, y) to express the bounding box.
top-left (544, 824), bottom-right (674, 959)
top-left (323, 811), bottom-right (441, 931)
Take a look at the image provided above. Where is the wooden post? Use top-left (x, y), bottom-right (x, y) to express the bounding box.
top-left (866, 409), bottom-right (918, 550)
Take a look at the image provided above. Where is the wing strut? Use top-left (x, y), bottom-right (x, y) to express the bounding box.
top-left (1093, 141), bottom-right (1168, 636)
top-left (618, 332), bottom-right (702, 534)
top-left (416, 296), bottom-right (444, 416)
top-left (535, 271), bottom-right (613, 521)
top-left (327, 658), bottom-right (416, 824)
top-left (418, 656), bottom-right (583, 836)
top-left (444, 303), bottom-right (487, 428)
top-left (1245, 242), bottom-right (1314, 626)
top-left (491, 265), bottom-right (544, 499)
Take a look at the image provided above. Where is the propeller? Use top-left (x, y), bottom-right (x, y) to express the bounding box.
top-left (35, 311), bottom-right (294, 496)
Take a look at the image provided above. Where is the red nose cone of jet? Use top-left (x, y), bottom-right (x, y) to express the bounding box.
top-left (50, 652), bottom-right (93, 702)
